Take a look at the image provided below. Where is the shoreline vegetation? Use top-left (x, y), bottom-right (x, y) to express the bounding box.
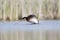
top-left (0, 0), bottom-right (60, 21)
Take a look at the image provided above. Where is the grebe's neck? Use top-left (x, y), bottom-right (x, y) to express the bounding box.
top-left (22, 17), bottom-right (27, 19)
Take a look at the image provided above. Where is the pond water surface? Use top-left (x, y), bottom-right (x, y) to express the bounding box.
top-left (0, 20), bottom-right (60, 32)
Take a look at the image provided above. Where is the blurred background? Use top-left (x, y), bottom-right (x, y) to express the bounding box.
top-left (0, 0), bottom-right (60, 21)
top-left (0, 0), bottom-right (60, 40)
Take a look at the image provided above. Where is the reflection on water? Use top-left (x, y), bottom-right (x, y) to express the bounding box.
top-left (0, 30), bottom-right (60, 40)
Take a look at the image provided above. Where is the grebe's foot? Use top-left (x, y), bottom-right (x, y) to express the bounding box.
top-left (33, 22), bottom-right (39, 24)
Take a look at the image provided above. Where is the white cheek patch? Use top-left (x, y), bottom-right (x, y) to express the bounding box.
top-left (29, 18), bottom-right (38, 23)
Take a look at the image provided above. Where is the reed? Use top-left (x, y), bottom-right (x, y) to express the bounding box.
top-left (0, 0), bottom-right (60, 21)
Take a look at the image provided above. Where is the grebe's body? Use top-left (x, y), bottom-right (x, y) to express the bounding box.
top-left (22, 15), bottom-right (39, 24)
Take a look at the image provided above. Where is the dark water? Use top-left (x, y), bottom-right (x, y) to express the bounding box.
top-left (0, 20), bottom-right (60, 32)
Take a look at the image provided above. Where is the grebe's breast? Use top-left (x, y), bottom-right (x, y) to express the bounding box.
top-left (29, 17), bottom-right (38, 24)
